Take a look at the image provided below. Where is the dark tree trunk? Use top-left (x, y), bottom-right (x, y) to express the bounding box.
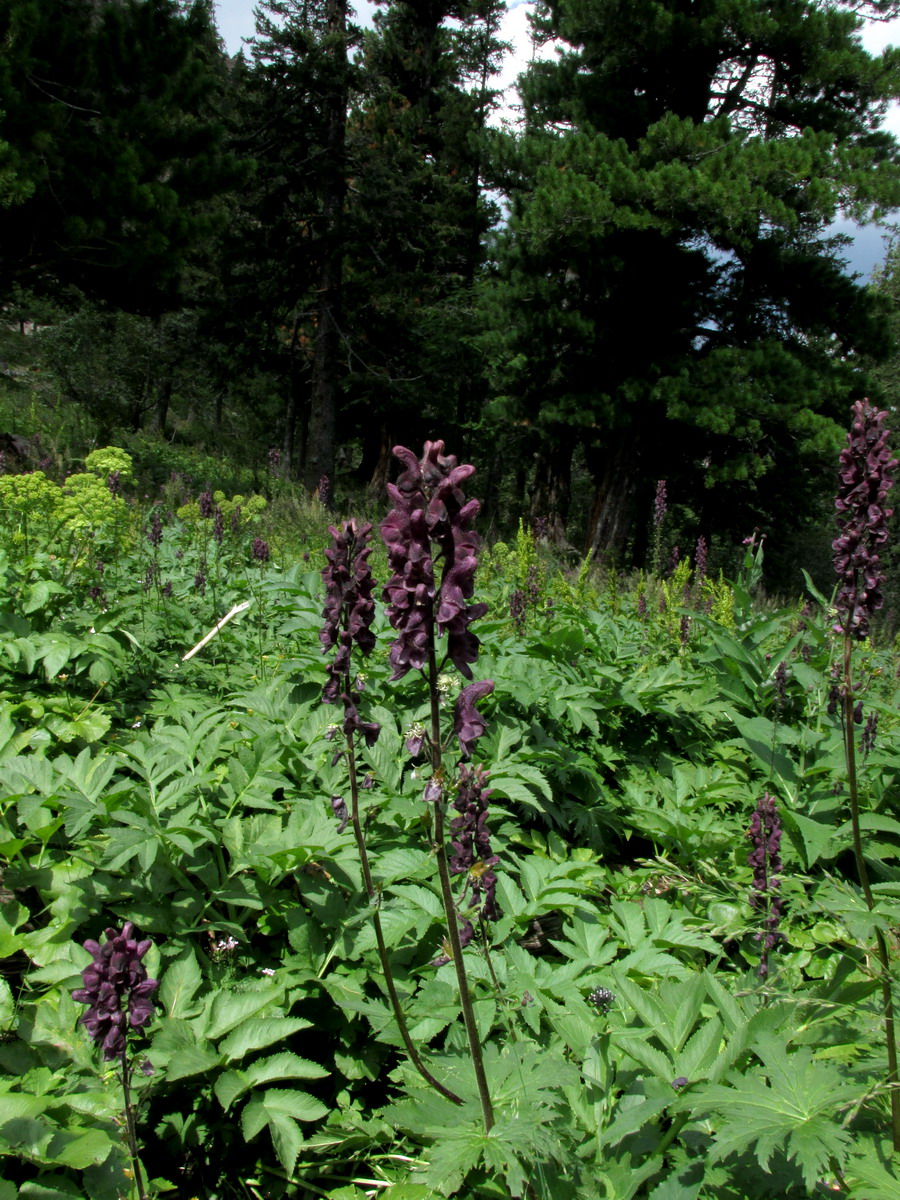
top-left (283, 317), bottom-right (303, 477)
top-left (529, 430), bottom-right (576, 544)
top-left (584, 429), bottom-right (643, 565)
top-left (151, 376), bottom-right (172, 435)
top-left (303, 0), bottom-right (347, 502)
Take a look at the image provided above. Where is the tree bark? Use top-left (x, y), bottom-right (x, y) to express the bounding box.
top-left (303, 0), bottom-right (347, 501)
top-left (529, 429), bottom-right (576, 544)
top-left (584, 429), bottom-right (642, 565)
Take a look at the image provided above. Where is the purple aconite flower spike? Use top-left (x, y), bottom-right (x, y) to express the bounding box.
top-left (381, 441), bottom-right (489, 680)
top-left (72, 923), bottom-right (158, 1060)
top-left (833, 400), bottom-right (896, 641)
top-left (449, 765), bottom-right (500, 922)
top-left (747, 793), bottom-right (784, 979)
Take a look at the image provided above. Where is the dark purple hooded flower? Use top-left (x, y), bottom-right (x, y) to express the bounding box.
top-left (453, 680), bottom-right (494, 759)
top-left (72, 922), bottom-right (158, 1060)
top-left (833, 400), bottom-right (896, 641)
top-left (380, 441), bottom-right (489, 681)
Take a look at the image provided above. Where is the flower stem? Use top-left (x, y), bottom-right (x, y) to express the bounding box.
top-left (842, 634), bottom-right (900, 1152)
top-left (427, 639), bottom-right (494, 1132)
top-left (119, 1050), bottom-right (147, 1200)
top-left (345, 731), bottom-right (462, 1106)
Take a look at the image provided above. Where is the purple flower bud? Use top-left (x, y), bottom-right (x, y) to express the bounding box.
top-left (405, 723), bottom-right (426, 757)
top-left (424, 777), bottom-right (443, 804)
top-left (72, 922), bottom-right (158, 1060)
top-left (833, 400), bottom-right (896, 641)
top-left (194, 569), bottom-right (206, 595)
top-left (861, 711), bottom-right (878, 758)
top-left (454, 680), bottom-right (494, 759)
top-left (198, 490), bottom-right (213, 520)
top-left (107, 471), bottom-right (121, 496)
top-left (330, 795), bottom-right (349, 833)
top-left (252, 537), bottom-right (270, 563)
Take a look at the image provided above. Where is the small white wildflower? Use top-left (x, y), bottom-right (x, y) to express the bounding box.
top-left (259, 967), bottom-right (275, 977)
top-left (437, 674), bottom-right (455, 696)
top-left (214, 936), bottom-right (239, 954)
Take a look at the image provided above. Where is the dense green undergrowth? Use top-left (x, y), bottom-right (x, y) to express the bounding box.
top-left (2, 449), bottom-right (900, 1199)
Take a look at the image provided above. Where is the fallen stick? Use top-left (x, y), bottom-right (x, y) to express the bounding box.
top-left (181, 600), bottom-right (252, 662)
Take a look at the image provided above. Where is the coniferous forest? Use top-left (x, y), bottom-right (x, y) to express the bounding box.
top-left (5, 2), bottom-right (900, 1198)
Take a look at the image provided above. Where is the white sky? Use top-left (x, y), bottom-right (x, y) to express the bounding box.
top-left (212, 1), bottom-right (900, 275)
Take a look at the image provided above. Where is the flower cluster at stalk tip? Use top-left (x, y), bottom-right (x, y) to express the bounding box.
top-left (747, 792), bottom-right (784, 979)
top-left (321, 520), bottom-right (377, 702)
top-left (72, 922), bottom-right (158, 1059)
top-left (320, 520), bottom-right (380, 748)
top-left (381, 441), bottom-right (488, 681)
top-left (833, 399), bottom-right (896, 641)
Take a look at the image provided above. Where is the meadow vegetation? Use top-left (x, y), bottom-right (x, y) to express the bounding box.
top-left (2, 418), bottom-right (900, 1200)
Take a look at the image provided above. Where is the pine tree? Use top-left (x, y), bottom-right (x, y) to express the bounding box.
top-left (484, 0), bottom-right (900, 562)
top-left (0, 0), bottom-right (235, 313)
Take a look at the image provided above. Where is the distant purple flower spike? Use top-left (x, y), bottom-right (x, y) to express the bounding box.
top-left (147, 511), bottom-right (163, 547)
top-left (252, 537), bottom-right (270, 564)
top-left (72, 922), bottom-right (158, 1060)
top-left (654, 480), bottom-right (667, 528)
top-left (694, 535), bottom-right (708, 581)
top-left (747, 793), bottom-right (784, 979)
top-left (198, 490), bottom-right (213, 519)
top-left (833, 400), bottom-right (896, 641)
top-left (454, 680), bottom-right (494, 759)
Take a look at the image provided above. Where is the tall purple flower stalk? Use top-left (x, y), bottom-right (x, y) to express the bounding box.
top-left (381, 440), bottom-right (495, 1131)
top-left (833, 399), bottom-right (900, 1149)
top-left (833, 400), bottom-right (896, 640)
top-left (747, 794), bottom-right (783, 980)
top-left (318, 519), bottom-right (459, 1106)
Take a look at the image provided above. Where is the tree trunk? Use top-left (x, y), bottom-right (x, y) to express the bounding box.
top-left (584, 429), bottom-right (642, 565)
top-left (303, 0), bottom-right (347, 503)
top-left (151, 376), bottom-right (172, 436)
top-left (529, 430), bottom-right (576, 544)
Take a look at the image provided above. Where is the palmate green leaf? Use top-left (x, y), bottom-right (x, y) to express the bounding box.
top-left (692, 1038), bottom-right (857, 1189)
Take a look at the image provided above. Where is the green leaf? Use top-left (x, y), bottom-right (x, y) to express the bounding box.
top-left (203, 985), bottom-right (282, 1040)
top-left (164, 1044), bottom-right (222, 1081)
top-left (159, 950), bottom-right (203, 1018)
top-left (219, 1016), bottom-right (312, 1063)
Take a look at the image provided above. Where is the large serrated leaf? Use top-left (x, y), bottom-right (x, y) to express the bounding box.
top-left (219, 1016), bottom-right (312, 1062)
top-left (159, 950), bottom-right (203, 1018)
top-left (164, 1044), bottom-right (223, 1081)
top-left (242, 1052), bottom-right (328, 1094)
top-left (203, 985), bottom-right (282, 1040)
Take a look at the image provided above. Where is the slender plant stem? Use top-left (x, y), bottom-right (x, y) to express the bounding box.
top-left (842, 634), bottom-right (900, 1152)
top-left (344, 730), bottom-right (462, 1105)
top-left (119, 1050), bottom-right (147, 1200)
top-left (427, 637), bottom-right (495, 1132)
